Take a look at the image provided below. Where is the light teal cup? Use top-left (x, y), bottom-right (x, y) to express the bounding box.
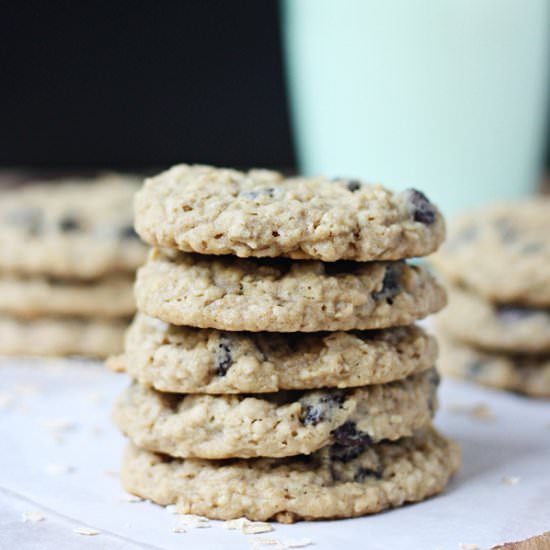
top-left (282, 0), bottom-right (550, 217)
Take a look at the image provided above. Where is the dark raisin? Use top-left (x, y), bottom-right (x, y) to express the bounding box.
top-left (215, 334), bottom-right (233, 376)
top-left (522, 241), bottom-right (544, 254)
top-left (494, 218), bottom-right (517, 242)
top-left (59, 216), bottom-right (80, 232)
top-left (496, 305), bottom-right (537, 323)
top-left (300, 392), bottom-right (345, 426)
top-left (346, 180), bottom-right (362, 192)
top-left (467, 360), bottom-right (485, 378)
top-left (372, 263), bottom-right (402, 305)
top-left (427, 368), bottom-right (441, 388)
top-left (241, 188), bottom-right (275, 200)
top-left (354, 466), bottom-right (383, 482)
top-left (404, 189), bottom-right (436, 225)
top-left (6, 208), bottom-right (43, 235)
top-left (330, 422), bottom-right (373, 462)
top-left (446, 225), bottom-right (478, 251)
top-left (120, 225), bottom-right (140, 240)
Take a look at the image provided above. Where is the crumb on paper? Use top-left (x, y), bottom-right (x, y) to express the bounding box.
top-left (224, 517), bottom-right (273, 534)
top-left (502, 476), bottom-right (520, 486)
top-left (171, 526), bottom-right (186, 533)
top-left (178, 514), bottom-right (210, 528)
top-left (284, 539), bottom-right (314, 548)
top-left (251, 539), bottom-right (283, 549)
top-left (118, 494), bottom-right (144, 503)
top-left (46, 463), bottom-right (75, 475)
top-left (459, 544), bottom-right (478, 550)
top-left (22, 511), bottom-right (45, 522)
top-left (85, 391), bottom-right (106, 404)
top-left (73, 527), bottom-right (100, 536)
top-left (447, 403), bottom-right (495, 421)
top-left (251, 539), bottom-right (313, 550)
top-left (41, 418), bottom-right (78, 438)
top-left (15, 383), bottom-right (39, 398)
top-left (0, 391), bottom-right (13, 410)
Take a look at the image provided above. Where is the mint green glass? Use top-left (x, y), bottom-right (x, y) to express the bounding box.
top-left (282, 0), bottom-right (550, 217)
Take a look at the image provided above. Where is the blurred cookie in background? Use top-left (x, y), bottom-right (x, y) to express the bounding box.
top-left (0, 174), bottom-right (146, 358)
top-left (431, 197), bottom-right (550, 397)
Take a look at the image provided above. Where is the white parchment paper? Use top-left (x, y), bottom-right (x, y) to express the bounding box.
top-left (0, 359), bottom-right (548, 550)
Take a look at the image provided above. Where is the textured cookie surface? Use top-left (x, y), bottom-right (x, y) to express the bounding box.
top-left (0, 175), bottom-right (147, 279)
top-left (431, 198), bottom-right (550, 306)
top-left (135, 249), bottom-right (446, 332)
top-left (110, 314), bottom-right (437, 393)
top-left (438, 334), bottom-right (550, 398)
top-left (0, 274), bottom-right (135, 319)
top-left (121, 427), bottom-right (459, 522)
top-left (0, 315), bottom-right (127, 358)
top-left (113, 369), bottom-right (439, 459)
top-left (135, 164), bottom-right (445, 261)
top-left (438, 285), bottom-right (550, 354)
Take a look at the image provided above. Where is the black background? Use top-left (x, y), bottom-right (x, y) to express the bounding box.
top-left (1, 2), bottom-right (548, 174)
top-left (0, 1), bottom-right (295, 170)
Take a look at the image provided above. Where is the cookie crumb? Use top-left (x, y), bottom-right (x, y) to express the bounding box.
top-left (447, 403), bottom-right (495, 422)
top-left (73, 527), bottom-right (100, 536)
top-left (118, 494), bottom-right (144, 503)
top-left (251, 539), bottom-right (283, 549)
top-left (285, 539), bottom-right (313, 548)
top-left (225, 517), bottom-right (273, 534)
top-left (501, 476), bottom-right (520, 486)
top-left (459, 544), bottom-right (478, 550)
top-left (171, 526), bottom-right (186, 533)
top-left (178, 514), bottom-right (210, 528)
top-left (0, 391), bottom-right (13, 410)
top-left (46, 463), bottom-right (74, 475)
top-left (22, 511), bottom-right (45, 523)
top-left (86, 391), bottom-right (106, 404)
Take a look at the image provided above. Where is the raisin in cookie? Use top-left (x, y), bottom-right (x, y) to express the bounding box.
top-left (108, 314), bottom-right (437, 393)
top-left (431, 198), bottom-right (550, 306)
top-left (134, 164), bottom-right (445, 261)
top-left (121, 427), bottom-right (459, 522)
top-left (135, 249), bottom-right (446, 332)
top-left (113, 369), bottom-right (438, 459)
top-left (0, 274), bottom-right (135, 319)
top-left (0, 175), bottom-right (146, 279)
top-left (437, 285), bottom-right (550, 354)
top-left (0, 315), bottom-right (127, 358)
top-left (438, 334), bottom-right (550, 398)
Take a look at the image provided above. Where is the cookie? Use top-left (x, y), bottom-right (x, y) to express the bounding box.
top-left (0, 274), bottom-right (135, 319)
top-left (121, 427), bottom-right (459, 522)
top-left (0, 315), bottom-right (127, 358)
top-left (438, 334), bottom-right (550, 398)
top-left (430, 198), bottom-right (550, 306)
top-left (438, 285), bottom-right (550, 354)
top-left (0, 175), bottom-right (147, 279)
top-left (134, 164), bottom-right (445, 262)
top-left (108, 313), bottom-right (437, 393)
top-left (135, 249), bottom-right (446, 332)
top-left (113, 369), bottom-right (439, 459)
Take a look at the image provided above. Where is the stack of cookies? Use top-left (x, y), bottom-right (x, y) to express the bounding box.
top-left (431, 198), bottom-right (550, 398)
top-left (0, 176), bottom-right (146, 358)
top-left (111, 164), bottom-right (460, 522)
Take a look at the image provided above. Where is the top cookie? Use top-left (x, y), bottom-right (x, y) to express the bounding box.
top-left (134, 164), bottom-right (445, 261)
top-left (431, 198), bottom-right (550, 306)
top-left (0, 175), bottom-right (147, 279)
